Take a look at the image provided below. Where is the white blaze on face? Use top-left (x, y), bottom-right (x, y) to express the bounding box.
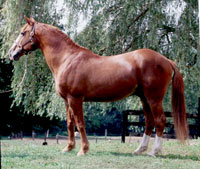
top-left (10, 34), bottom-right (23, 51)
top-left (9, 33), bottom-right (23, 60)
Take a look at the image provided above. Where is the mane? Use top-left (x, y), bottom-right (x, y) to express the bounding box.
top-left (40, 23), bottom-right (89, 51)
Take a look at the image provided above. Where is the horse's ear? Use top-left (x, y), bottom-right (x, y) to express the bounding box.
top-left (30, 16), bottom-right (36, 22)
top-left (24, 16), bottom-right (35, 26)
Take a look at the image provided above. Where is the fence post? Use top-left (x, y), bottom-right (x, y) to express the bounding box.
top-left (122, 111), bottom-right (128, 143)
top-left (56, 133), bottom-right (59, 144)
top-left (105, 129), bottom-right (107, 140)
top-left (43, 130), bottom-right (48, 145)
top-left (20, 131), bottom-right (23, 140)
top-left (44, 131), bottom-right (47, 142)
top-left (32, 130), bottom-right (35, 141)
top-left (46, 129), bottom-right (49, 138)
top-left (198, 97), bottom-right (200, 138)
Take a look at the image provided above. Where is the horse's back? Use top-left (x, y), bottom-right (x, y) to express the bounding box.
top-left (109, 48), bottom-right (174, 83)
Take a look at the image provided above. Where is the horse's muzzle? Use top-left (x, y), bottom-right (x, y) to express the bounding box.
top-left (9, 50), bottom-right (21, 61)
top-left (13, 53), bottom-right (20, 61)
top-left (9, 53), bottom-right (20, 61)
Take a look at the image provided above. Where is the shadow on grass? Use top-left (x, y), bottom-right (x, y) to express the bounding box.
top-left (2, 153), bottom-right (30, 158)
top-left (158, 154), bottom-right (200, 161)
top-left (93, 151), bottom-right (134, 157)
top-left (3, 153), bottom-right (56, 160)
top-left (110, 152), bottom-right (134, 157)
top-left (95, 151), bottom-right (200, 161)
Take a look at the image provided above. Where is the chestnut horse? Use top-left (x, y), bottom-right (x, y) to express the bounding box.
top-left (9, 17), bottom-right (188, 157)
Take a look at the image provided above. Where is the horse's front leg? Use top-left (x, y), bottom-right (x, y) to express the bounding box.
top-left (62, 102), bottom-right (76, 152)
top-left (68, 96), bottom-right (89, 156)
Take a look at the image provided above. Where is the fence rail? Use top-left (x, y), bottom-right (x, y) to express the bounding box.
top-left (121, 98), bottom-right (200, 143)
top-left (7, 129), bottom-right (111, 145)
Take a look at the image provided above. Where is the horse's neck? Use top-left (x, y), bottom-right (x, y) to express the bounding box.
top-left (37, 23), bottom-right (83, 75)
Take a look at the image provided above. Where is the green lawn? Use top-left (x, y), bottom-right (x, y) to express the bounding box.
top-left (1, 137), bottom-right (200, 169)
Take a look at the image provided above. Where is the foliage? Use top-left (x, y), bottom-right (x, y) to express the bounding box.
top-left (2, 138), bottom-right (200, 169)
top-left (0, 0), bottom-right (199, 134)
top-left (84, 105), bottom-right (123, 135)
top-left (0, 0), bottom-right (65, 119)
top-left (67, 0), bottom-right (199, 113)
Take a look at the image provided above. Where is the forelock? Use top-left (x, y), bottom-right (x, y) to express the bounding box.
top-left (21, 24), bottom-right (31, 32)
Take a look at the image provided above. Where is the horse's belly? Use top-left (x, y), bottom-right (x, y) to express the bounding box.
top-left (84, 84), bottom-right (138, 102)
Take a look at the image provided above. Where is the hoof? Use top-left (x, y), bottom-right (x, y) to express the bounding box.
top-left (62, 147), bottom-right (70, 153)
top-left (62, 144), bottom-right (75, 153)
top-left (133, 146), bottom-right (148, 155)
top-left (147, 149), bottom-right (161, 157)
top-left (77, 150), bottom-right (86, 156)
top-left (77, 144), bottom-right (89, 156)
top-left (147, 152), bottom-right (156, 158)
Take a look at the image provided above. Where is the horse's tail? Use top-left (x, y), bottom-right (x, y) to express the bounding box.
top-left (170, 62), bottom-right (188, 143)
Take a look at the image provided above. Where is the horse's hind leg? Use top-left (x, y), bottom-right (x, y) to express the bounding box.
top-left (62, 101), bottom-right (76, 152)
top-left (147, 101), bottom-right (166, 157)
top-left (133, 96), bottom-right (154, 155)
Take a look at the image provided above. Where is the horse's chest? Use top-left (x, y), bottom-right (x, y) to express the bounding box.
top-left (55, 71), bottom-right (84, 98)
top-left (55, 80), bottom-right (66, 98)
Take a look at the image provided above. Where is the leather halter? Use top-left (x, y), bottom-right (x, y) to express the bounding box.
top-left (19, 23), bottom-right (36, 55)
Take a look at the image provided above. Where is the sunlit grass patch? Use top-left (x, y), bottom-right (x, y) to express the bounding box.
top-left (2, 138), bottom-right (200, 169)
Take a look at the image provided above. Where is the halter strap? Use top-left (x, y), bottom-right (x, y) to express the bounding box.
top-left (19, 23), bottom-right (36, 54)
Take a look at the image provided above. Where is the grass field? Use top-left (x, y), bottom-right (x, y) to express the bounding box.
top-left (1, 137), bottom-right (200, 169)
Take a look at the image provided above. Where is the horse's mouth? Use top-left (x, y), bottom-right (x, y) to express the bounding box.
top-left (13, 53), bottom-right (20, 61)
top-left (9, 51), bottom-right (22, 61)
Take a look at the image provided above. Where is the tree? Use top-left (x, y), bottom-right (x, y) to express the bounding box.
top-left (1, 0), bottom-right (66, 119)
top-left (0, 0), bottom-right (66, 135)
top-left (0, 0), bottom-right (199, 135)
top-left (65, 0), bottom-right (199, 114)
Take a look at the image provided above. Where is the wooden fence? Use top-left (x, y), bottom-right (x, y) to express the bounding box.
top-left (8, 129), bottom-right (110, 145)
top-left (121, 98), bottom-right (200, 143)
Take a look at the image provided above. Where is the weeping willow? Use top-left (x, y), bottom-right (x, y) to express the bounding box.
top-left (0, 0), bottom-right (66, 119)
top-left (0, 0), bottom-right (198, 122)
top-left (65, 0), bottom-right (199, 115)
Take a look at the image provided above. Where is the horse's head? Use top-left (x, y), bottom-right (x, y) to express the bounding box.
top-left (9, 17), bottom-right (38, 61)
